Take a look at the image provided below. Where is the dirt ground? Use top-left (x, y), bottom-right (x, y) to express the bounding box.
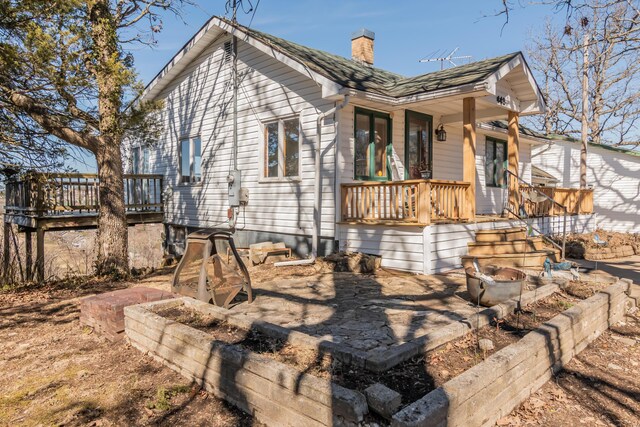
top-left (0, 280), bottom-right (256, 427)
top-left (501, 310), bottom-right (640, 427)
top-left (1, 266), bottom-right (638, 426)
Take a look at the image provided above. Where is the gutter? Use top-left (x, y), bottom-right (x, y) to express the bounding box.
top-left (275, 95), bottom-right (351, 267)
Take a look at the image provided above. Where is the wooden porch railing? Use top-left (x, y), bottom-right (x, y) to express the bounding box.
top-left (429, 180), bottom-right (472, 221)
top-left (520, 186), bottom-right (594, 217)
top-left (340, 179), bottom-right (471, 225)
top-left (4, 173), bottom-right (163, 217)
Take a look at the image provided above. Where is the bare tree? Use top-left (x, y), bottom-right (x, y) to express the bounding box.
top-left (0, 1), bottom-right (187, 278)
top-left (526, 1), bottom-right (640, 151)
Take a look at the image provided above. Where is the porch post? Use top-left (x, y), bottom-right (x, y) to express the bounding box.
top-left (507, 111), bottom-right (520, 217)
top-left (463, 97), bottom-right (476, 219)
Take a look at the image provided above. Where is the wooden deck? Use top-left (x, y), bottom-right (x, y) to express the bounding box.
top-left (3, 173), bottom-right (164, 231)
top-left (3, 172), bottom-right (164, 282)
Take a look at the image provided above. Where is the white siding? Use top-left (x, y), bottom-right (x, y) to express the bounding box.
top-left (533, 142), bottom-right (640, 233)
top-left (338, 225), bottom-right (425, 273)
top-left (338, 215), bottom-right (595, 275)
top-left (139, 35), bottom-right (339, 240)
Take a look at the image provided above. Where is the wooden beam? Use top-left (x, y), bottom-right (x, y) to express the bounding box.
top-left (463, 97), bottom-right (477, 218)
top-left (418, 181), bottom-right (431, 225)
top-left (440, 107), bottom-right (507, 125)
top-left (36, 226), bottom-right (45, 283)
top-left (2, 223), bottom-right (10, 280)
top-left (25, 230), bottom-right (33, 281)
top-left (508, 111), bottom-right (520, 217)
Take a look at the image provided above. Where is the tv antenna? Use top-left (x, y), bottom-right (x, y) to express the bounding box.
top-left (419, 47), bottom-right (473, 70)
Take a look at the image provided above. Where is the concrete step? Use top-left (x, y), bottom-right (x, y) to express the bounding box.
top-left (467, 237), bottom-right (546, 256)
top-left (475, 227), bottom-right (527, 243)
top-left (462, 249), bottom-right (560, 269)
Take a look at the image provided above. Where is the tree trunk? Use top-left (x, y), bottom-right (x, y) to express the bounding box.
top-left (89, 0), bottom-right (129, 277)
top-left (94, 140), bottom-right (129, 276)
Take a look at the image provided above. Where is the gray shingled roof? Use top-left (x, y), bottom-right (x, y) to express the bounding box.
top-left (232, 19), bottom-right (520, 98)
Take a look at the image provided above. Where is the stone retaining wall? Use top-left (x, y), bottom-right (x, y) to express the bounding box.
top-left (392, 279), bottom-right (636, 427)
top-left (585, 244), bottom-right (637, 260)
top-left (124, 300), bottom-right (368, 427)
top-left (184, 283), bottom-right (563, 373)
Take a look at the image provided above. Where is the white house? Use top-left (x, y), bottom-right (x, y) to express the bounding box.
top-left (532, 136), bottom-right (640, 234)
top-left (130, 17), bottom-right (595, 274)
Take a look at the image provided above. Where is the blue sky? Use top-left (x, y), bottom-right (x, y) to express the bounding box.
top-left (73, 0), bottom-right (566, 172)
top-left (134, 0), bottom-right (565, 82)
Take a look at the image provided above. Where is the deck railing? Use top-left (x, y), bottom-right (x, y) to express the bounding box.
top-left (4, 173), bottom-right (163, 217)
top-left (340, 179), bottom-right (471, 225)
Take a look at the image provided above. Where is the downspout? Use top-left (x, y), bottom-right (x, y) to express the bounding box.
top-left (276, 95), bottom-right (350, 267)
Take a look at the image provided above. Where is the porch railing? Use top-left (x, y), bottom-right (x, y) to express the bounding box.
top-left (4, 173), bottom-right (163, 217)
top-left (340, 179), bottom-right (471, 225)
top-left (505, 170), bottom-right (567, 259)
top-left (520, 186), bottom-right (594, 217)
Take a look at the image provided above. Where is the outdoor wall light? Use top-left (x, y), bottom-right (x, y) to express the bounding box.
top-left (435, 124), bottom-right (447, 142)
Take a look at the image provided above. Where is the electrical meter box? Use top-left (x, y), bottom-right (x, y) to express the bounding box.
top-left (227, 170), bottom-right (241, 207)
top-left (239, 187), bottom-right (249, 205)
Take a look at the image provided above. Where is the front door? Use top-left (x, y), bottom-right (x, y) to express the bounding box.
top-left (354, 107), bottom-right (392, 181)
top-left (405, 110), bottom-right (433, 179)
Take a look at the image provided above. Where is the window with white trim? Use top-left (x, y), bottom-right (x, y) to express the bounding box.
top-left (180, 136), bottom-right (201, 183)
top-left (131, 146), bottom-right (150, 174)
top-left (263, 117), bottom-right (300, 179)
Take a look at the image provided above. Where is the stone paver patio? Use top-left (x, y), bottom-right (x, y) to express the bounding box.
top-left (226, 270), bottom-right (481, 353)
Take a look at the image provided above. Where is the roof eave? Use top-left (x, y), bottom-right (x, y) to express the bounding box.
top-left (484, 53), bottom-right (547, 116)
top-left (342, 81), bottom-right (489, 106)
top-left (140, 16), bottom-right (344, 102)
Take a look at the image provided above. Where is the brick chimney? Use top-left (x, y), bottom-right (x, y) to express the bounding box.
top-left (351, 29), bottom-right (375, 65)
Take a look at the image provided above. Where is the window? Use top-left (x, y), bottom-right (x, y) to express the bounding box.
top-left (131, 146), bottom-right (150, 174)
top-left (405, 111), bottom-right (432, 179)
top-left (354, 108), bottom-right (391, 180)
top-left (485, 137), bottom-right (507, 187)
top-left (263, 117), bottom-right (300, 179)
top-left (180, 136), bottom-right (202, 183)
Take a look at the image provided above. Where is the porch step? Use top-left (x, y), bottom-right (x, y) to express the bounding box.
top-left (474, 227), bottom-right (527, 243)
top-left (467, 237), bottom-right (546, 256)
top-left (461, 249), bottom-right (560, 270)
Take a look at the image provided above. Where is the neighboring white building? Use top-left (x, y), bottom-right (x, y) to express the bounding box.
top-left (130, 16), bottom-right (595, 274)
top-left (532, 137), bottom-right (640, 233)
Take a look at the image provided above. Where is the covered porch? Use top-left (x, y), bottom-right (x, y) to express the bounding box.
top-left (336, 54), bottom-right (594, 227)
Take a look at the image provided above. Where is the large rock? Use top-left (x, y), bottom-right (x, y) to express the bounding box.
top-left (364, 383), bottom-right (402, 419)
